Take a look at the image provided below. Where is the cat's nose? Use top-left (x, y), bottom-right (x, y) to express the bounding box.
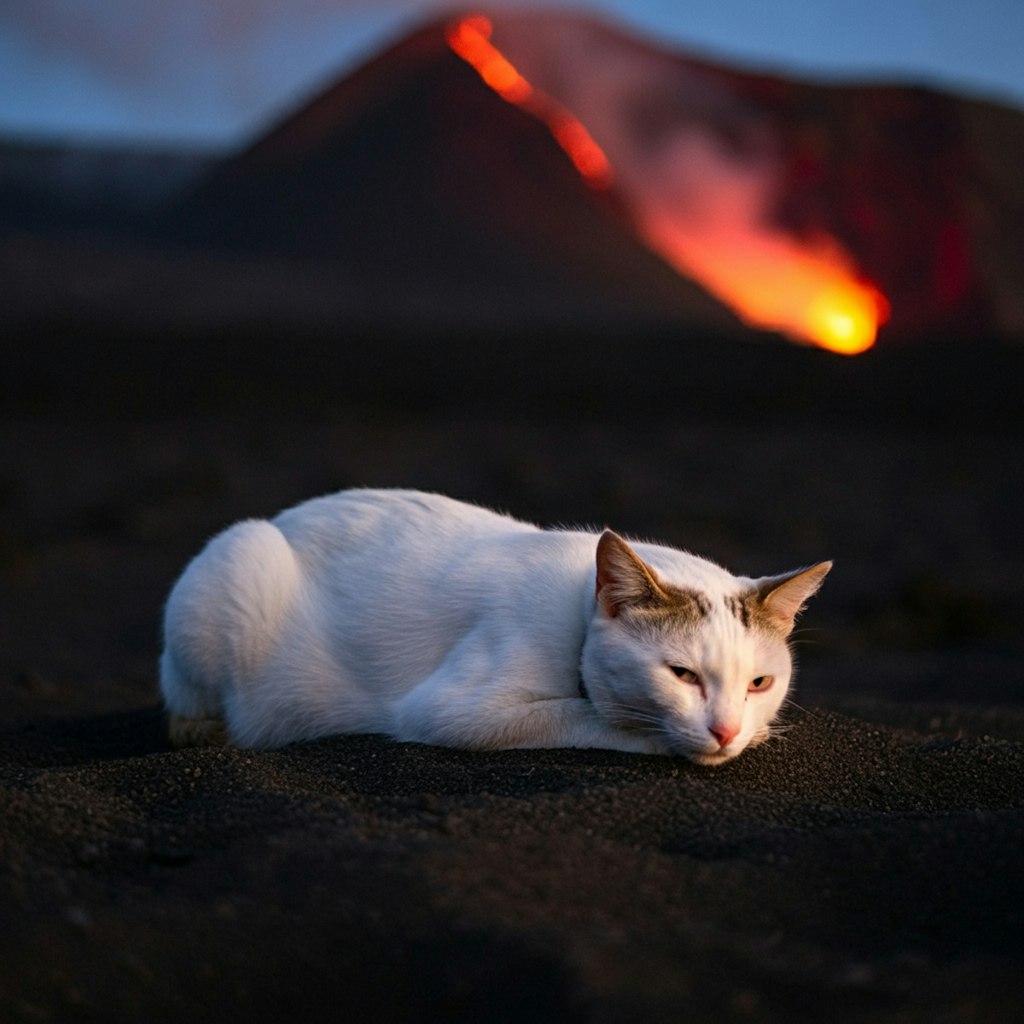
top-left (709, 723), bottom-right (740, 748)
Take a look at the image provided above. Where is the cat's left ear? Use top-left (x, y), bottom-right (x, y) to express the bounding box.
top-left (756, 561), bottom-right (832, 634)
top-left (595, 530), bottom-right (666, 617)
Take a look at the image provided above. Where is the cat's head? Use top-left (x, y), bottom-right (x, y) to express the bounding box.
top-left (581, 531), bottom-right (830, 766)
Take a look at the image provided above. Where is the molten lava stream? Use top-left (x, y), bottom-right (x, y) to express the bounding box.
top-left (446, 15), bottom-right (612, 189)
top-left (640, 224), bottom-right (891, 355)
top-left (447, 14), bottom-right (888, 354)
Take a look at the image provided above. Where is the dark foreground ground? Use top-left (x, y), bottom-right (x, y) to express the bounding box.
top-left (2, 327), bottom-right (1023, 1022)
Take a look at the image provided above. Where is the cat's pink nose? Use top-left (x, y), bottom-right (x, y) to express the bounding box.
top-left (709, 723), bottom-right (740, 748)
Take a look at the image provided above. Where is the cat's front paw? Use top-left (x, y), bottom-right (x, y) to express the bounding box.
top-left (613, 730), bottom-right (672, 756)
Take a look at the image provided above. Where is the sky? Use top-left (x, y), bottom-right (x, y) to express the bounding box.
top-left (2, 0), bottom-right (1023, 148)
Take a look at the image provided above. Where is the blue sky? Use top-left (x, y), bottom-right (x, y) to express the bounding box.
top-left (2, 0), bottom-right (1023, 147)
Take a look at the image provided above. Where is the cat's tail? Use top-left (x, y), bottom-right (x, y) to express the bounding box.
top-left (159, 519), bottom-right (302, 748)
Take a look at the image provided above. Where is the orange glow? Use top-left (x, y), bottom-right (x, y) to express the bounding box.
top-left (447, 15), bottom-right (532, 103)
top-left (446, 15), bottom-right (889, 353)
top-left (807, 283), bottom-right (890, 355)
top-left (641, 219), bottom-right (890, 353)
top-left (549, 113), bottom-right (613, 186)
top-left (446, 16), bottom-right (612, 189)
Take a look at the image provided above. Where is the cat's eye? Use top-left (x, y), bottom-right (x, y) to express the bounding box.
top-left (669, 666), bottom-right (699, 685)
top-left (748, 675), bottom-right (775, 693)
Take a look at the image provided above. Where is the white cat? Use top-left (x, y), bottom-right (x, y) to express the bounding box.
top-left (159, 489), bottom-right (830, 765)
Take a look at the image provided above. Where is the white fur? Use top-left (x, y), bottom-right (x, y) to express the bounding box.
top-left (160, 489), bottom-right (817, 764)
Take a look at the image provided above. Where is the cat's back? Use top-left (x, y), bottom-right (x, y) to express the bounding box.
top-left (272, 488), bottom-right (536, 565)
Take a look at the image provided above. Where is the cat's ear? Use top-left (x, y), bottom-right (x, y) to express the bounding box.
top-left (595, 531), bottom-right (665, 617)
top-left (755, 561), bottom-right (832, 634)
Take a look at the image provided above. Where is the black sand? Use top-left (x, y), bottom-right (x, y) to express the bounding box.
top-left (2, 379), bottom-right (1023, 1022)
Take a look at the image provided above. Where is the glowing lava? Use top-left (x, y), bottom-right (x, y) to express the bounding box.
top-left (446, 14), bottom-right (889, 354)
top-left (447, 16), bottom-right (613, 189)
top-left (640, 220), bottom-right (891, 355)
top-left (807, 283), bottom-right (890, 355)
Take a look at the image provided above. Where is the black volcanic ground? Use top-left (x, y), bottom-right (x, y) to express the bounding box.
top-left (2, 398), bottom-right (1023, 1023)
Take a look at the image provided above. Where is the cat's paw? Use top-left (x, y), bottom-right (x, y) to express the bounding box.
top-left (168, 714), bottom-right (229, 749)
top-left (613, 730), bottom-right (671, 756)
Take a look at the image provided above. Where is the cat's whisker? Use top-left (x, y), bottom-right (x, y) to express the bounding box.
top-left (593, 699), bottom-right (691, 748)
top-left (595, 698), bottom-right (661, 719)
top-left (781, 695), bottom-right (821, 719)
top-left (789, 627), bottom-right (824, 647)
top-left (601, 708), bottom-right (670, 733)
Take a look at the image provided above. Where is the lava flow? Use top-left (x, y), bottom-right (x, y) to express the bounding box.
top-left (640, 218), bottom-right (891, 355)
top-left (446, 14), bottom-right (889, 353)
top-left (446, 15), bottom-right (613, 189)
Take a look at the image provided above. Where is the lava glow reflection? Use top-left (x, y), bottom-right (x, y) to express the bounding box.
top-left (447, 14), bottom-right (889, 353)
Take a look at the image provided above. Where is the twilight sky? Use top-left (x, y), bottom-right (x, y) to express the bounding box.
top-left (2, 0), bottom-right (1023, 147)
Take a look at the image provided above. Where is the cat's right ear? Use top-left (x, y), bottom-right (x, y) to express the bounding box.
top-left (756, 561), bottom-right (832, 634)
top-left (595, 531), bottom-right (665, 617)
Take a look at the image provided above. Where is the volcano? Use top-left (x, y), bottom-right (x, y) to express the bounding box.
top-left (4, 7), bottom-right (1023, 359)
top-left (169, 17), bottom-right (741, 338)
top-left (169, 9), bottom-right (1024, 350)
